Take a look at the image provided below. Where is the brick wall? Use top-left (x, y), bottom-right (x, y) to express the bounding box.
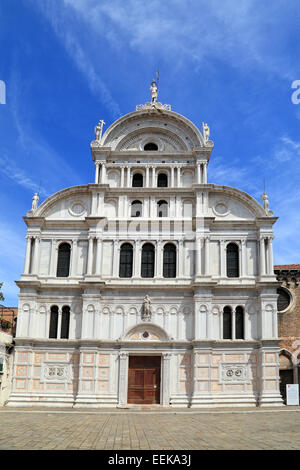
top-left (275, 267), bottom-right (300, 357)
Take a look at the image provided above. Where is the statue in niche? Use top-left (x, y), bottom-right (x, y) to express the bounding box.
top-left (94, 119), bottom-right (105, 141)
top-left (202, 122), bottom-right (210, 143)
top-left (31, 193), bottom-right (39, 211)
top-left (142, 295), bottom-right (152, 321)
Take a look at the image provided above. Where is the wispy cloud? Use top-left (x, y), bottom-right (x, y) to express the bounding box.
top-left (32, 0), bottom-right (122, 120)
top-left (58, 0), bottom-right (300, 80)
top-left (0, 155), bottom-right (48, 196)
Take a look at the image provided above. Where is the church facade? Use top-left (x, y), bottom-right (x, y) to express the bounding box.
top-left (7, 84), bottom-right (283, 408)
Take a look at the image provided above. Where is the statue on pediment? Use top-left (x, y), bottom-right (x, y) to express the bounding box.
top-left (94, 119), bottom-right (105, 142)
top-left (202, 122), bottom-right (210, 144)
top-left (32, 193), bottom-right (39, 211)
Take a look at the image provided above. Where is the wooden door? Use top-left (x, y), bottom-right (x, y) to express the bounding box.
top-left (128, 356), bottom-right (161, 404)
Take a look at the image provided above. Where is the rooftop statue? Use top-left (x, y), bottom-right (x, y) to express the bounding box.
top-left (31, 192), bottom-right (39, 211)
top-left (150, 78), bottom-right (158, 104)
top-left (202, 122), bottom-right (210, 144)
top-left (94, 119), bottom-right (105, 142)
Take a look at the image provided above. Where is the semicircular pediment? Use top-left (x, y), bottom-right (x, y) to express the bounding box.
top-left (122, 323), bottom-right (169, 342)
top-left (101, 110), bottom-right (205, 151)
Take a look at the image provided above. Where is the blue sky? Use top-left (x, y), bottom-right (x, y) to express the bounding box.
top-left (1, 0), bottom-right (300, 306)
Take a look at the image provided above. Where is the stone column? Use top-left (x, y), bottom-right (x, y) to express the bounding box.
top-left (197, 163), bottom-right (201, 184)
top-left (267, 236), bottom-right (274, 275)
top-left (126, 166), bottom-right (131, 187)
top-left (177, 166), bottom-right (181, 187)
top-left (195, 237), bottom-right (202, 277)
top-left (71, 239), bottom-right (78, 277)
top-left (91, 191), bottom-right (97, 215)
top-left (87, 237), bottom-right (94, 275)
top-left (113, 240), bottom-right (119, 278)
top-left (260, 237), bottom-right (266, 276)
top-left (176, 196), bottom-right (181, 218)
top-left (157, 240), bottom-right (163, 278)
top-left (96, 237), bottom-right (102, 275)
top-left (95, 162), bottom-right (100, 183)
top-left (33, 236), bottom-right (40, 274)
top-left (232, 308), bottom-right (236, 340)
top-left (204, 236), bottom-right (210, 275)
top-left (203, 162), bottom-right (207, 183)
top-left (162, 353), bottom-right (172, 406)
top-left (146, 165), bottom-right (150, 187)
top-left (178, 239), bottom-right (184, 277)
top-left (134, 239), bottom-right (141, 277)
top-left (171, 167), bottom-right (175, 187)
top-left (152, 166), bottom-right (156, 187)
top-left (220, 239), bottom-right (225, 277)
top-left (24, 236), bottom-right (32, 274)
top-left (101, 163), bottom-right (106, 184)
top-left (50, 240), bottom-right (57, 276)
top-left (121, 166), bottom-right (125, 187)
top-left (118, 352), bottom-right (129, 406)
top-left (57, 306), bottom-right (62, 340)
top-left (241, 238), bottom-right (247, 277)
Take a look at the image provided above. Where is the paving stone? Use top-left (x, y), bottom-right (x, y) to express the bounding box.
top-left (0, 407), bottom-right (300, 449)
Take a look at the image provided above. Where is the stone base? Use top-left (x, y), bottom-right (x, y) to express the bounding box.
top-left (258, 392), bottom-right (284, 407)
top-left (6, 393), bottom-right (75, 408)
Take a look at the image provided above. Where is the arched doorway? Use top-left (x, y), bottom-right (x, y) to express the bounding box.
top-left (279, 351), bottom-right (294, 404)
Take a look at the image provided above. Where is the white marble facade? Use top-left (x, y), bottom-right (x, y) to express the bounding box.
top-left (7, 93), bottom-right (283, 408)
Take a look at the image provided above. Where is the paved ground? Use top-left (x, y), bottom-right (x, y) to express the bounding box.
top-left (0, 406), bottom-right (299, 450)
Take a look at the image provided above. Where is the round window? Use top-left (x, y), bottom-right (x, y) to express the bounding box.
top-left (144, 142), bottom-right (158, 151)
top-left (277, 288), bottom-right (291, 312)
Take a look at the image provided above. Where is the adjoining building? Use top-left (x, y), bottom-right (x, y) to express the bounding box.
top-left (275, 265), bottom-right (300, 403)
top-left (7, 83), bottom-right (283, 408)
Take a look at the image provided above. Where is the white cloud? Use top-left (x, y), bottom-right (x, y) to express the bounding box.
top-left (0, 154), bottom-right (48, 197)
top-left (57, 0), bottom-right (299, 80)
top-left (33, 0), bottom-right (122, 119)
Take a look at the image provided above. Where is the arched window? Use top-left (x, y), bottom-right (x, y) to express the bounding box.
top-left (144, 142), bottom-right (158, 151)
top-left (119, 243), bottom-right (133, 278)
top-left (49, 305), bottom-right (58, 338)
top-left (157, 200), bottom-right (168, 217)
top-left (223, 306), bottom-right (232, 339)
top-left (226, 243), bottom-right (239, 278)
top-left (141, 243), bottom-right (155, 278)
top-left (61, 306), bottom-right (70, 339)
top-left (132, 173), bottom-right (143, 187)
top-left (157, 173), bottom-right (168, 187)
top-left (131, 200), bottom-right (142, 217)
top-left (163, 243), bottom-right (176, 278)
top-left (57, 243), bottom-right (71, 277)
top-left (235, 306), bottom-right (244, 339)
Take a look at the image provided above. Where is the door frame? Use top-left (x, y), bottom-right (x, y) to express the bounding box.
top-left (118, 351), bottom-right (171, 406)
top-left (128, 355), bottom-right (161, 404)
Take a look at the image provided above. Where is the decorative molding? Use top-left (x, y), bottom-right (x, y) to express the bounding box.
top-left (219, 363), bottom-right (250, 384)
